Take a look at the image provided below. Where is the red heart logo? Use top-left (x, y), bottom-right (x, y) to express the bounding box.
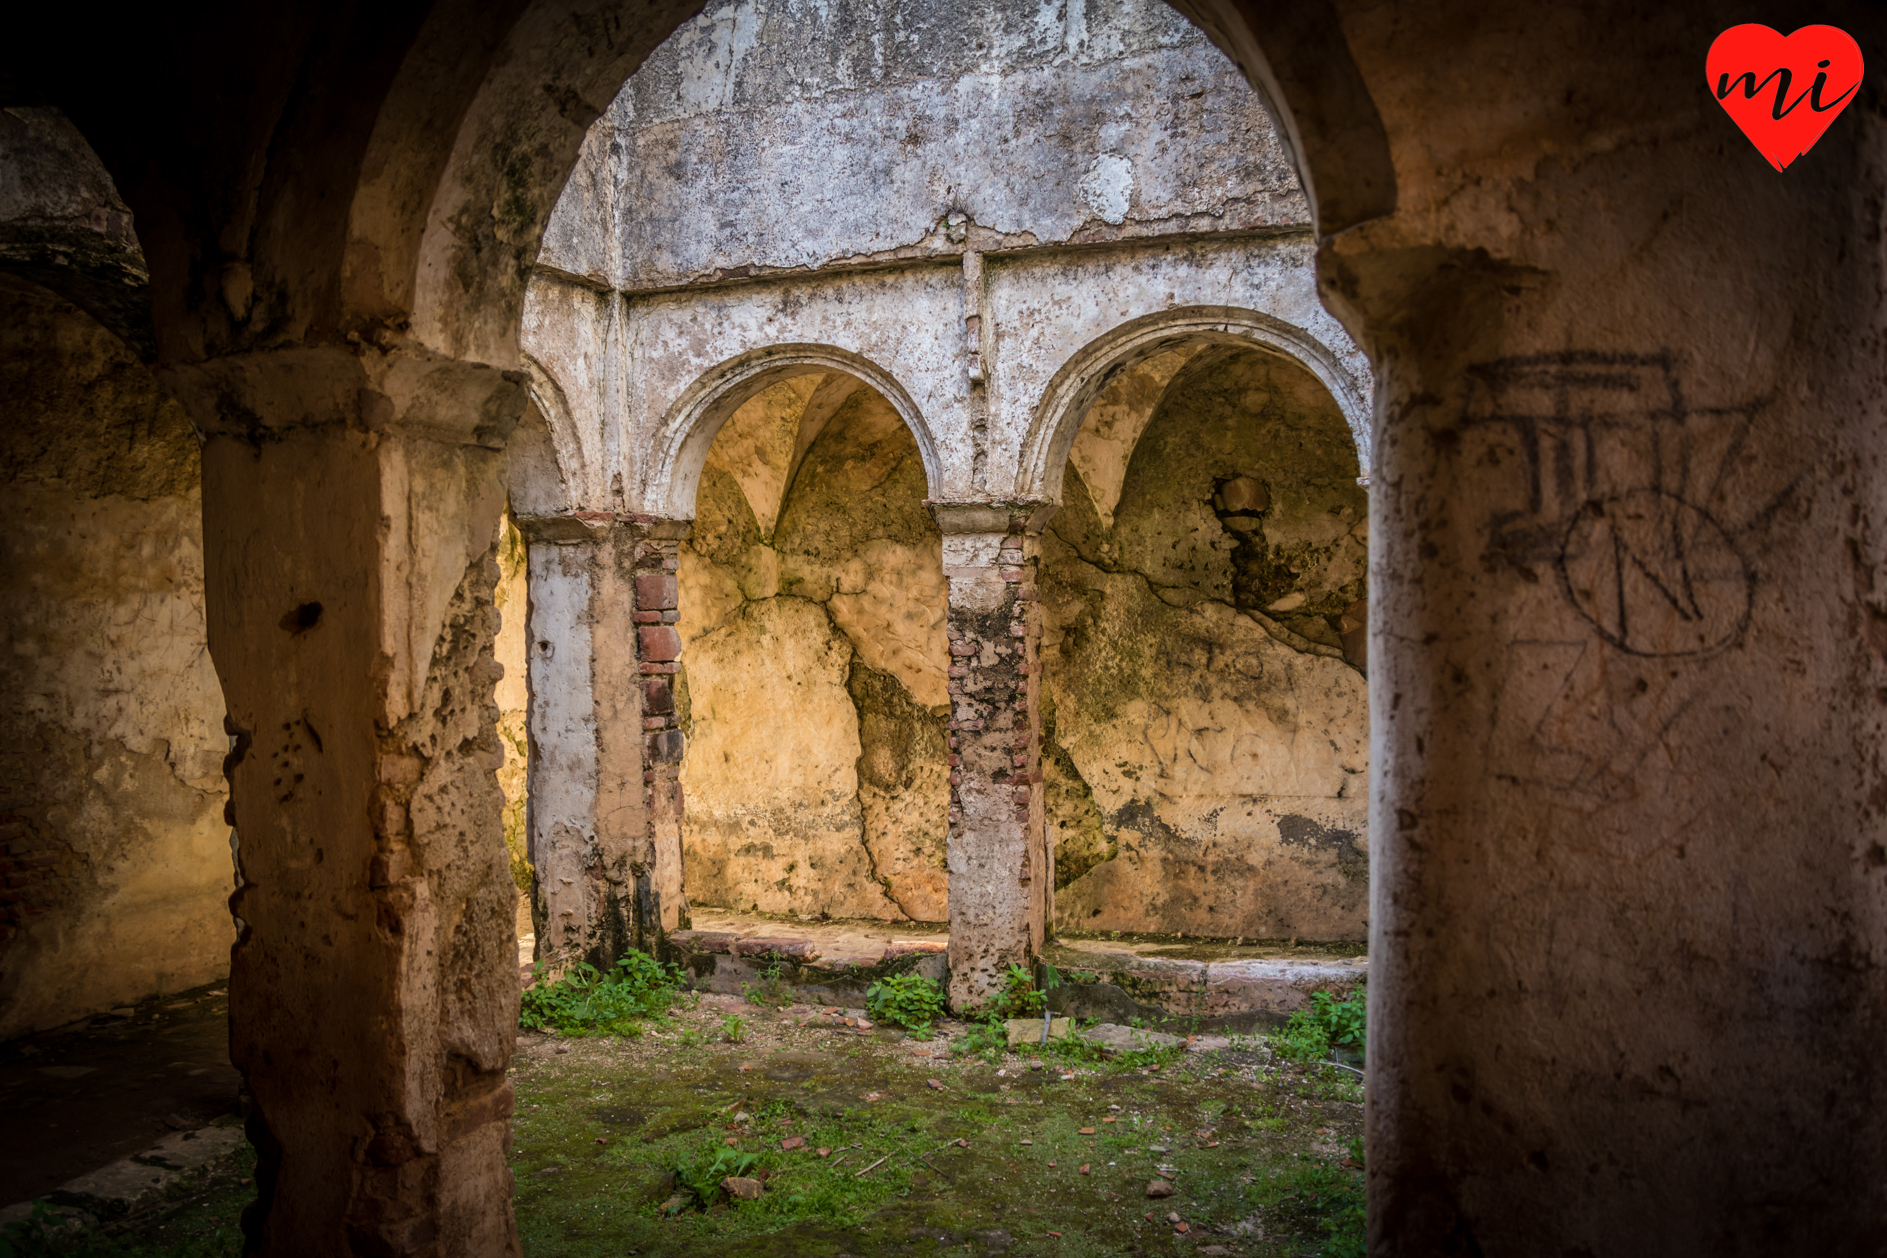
top-left (1707, 25), bottom-right (1864, 171)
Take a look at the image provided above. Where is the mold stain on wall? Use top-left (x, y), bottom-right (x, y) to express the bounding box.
top-left (1040, 345), bottom-right (1371, 941)
top-left (678, 376), bottom-right (950, 922)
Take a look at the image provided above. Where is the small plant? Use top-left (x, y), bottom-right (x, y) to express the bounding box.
top-left (741, 958), bottom-right (792, 1008)
top-left (1271, 1010), bottom-right (1332, 1064)
top-left (865, 972), bottom-right (946, 1034)
top-left (1271, 987), bottom-right (1365, 1065)
top-left (663, 1141), bottom-right (761, 1212)
top-left (956, 1019), bottom-right (1009, 1063)
top-left (519, 949), bottom-right (685, 1036)
top-left (720, 1013), bottom-right (748, 1043)
top-left (986, 961), bottom-right (1048, 1020)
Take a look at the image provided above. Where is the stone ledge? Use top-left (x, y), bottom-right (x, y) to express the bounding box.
top-left (1, 1119), bottom-right (247, 1235)
top-left (1044, 942), bottom-right (1365, 1034)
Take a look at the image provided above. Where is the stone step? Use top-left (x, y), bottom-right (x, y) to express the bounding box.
top-left (658, 913), bottom-right (1365, 1030)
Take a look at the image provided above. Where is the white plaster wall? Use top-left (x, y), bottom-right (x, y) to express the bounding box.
top-left (523, 541), bottom-right (597, 955)
top-left (626, 265), bottom-right (972, 509)
top-left (519, 279), bottom-right (623, 512)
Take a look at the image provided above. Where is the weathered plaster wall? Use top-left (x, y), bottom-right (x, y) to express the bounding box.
top-left (0, 273), bottom-right (232, 1038)
top-left (540, 0), bottom-right (1304, 291)
top-left (1041, 346), bottom-right (1369, 939)
top-left (680, 377), bottom-right (949, 921)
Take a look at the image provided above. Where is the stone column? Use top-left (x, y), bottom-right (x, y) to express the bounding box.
top-left (931, 499), bottom-right (1057, 1009)
top-left (169, 345), bottom-right (525, 1256)
top-left (518, 512), bottom-right (688, 969)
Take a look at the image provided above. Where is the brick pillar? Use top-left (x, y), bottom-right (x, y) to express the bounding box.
top-left (930, 499), bottom-right (1057, 1009)
top-left (517, 514), bottom-right (688, 970)
top-left (628, 519), bottom-right (689, 949)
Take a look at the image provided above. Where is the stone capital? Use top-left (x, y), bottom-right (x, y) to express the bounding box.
top-left (925, 497), bottom-right (1057, 536)
top-left (512, 512), bottom-right (692, 544)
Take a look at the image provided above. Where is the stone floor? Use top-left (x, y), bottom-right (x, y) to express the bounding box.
top-left (0, 981), bottom-right (242, 1204)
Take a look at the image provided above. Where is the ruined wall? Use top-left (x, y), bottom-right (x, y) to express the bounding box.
top-left (0, 274), bottom-right (231, 1037)
top-left (1041, 346), bottom-right (1369, 940)
top-left (679, 377), bottom-right (950, 921)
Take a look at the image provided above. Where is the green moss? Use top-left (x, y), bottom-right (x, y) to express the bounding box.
top-left (505, 1022), bottom-right (1366, 1256)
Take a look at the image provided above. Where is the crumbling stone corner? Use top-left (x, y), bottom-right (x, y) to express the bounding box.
top-left (519, 513), bottom-right (690, 974)
top-left (930, 499), bottom-right (1056, 1010)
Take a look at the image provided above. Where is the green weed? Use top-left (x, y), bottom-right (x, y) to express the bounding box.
top-left (662, 1142), bottom-right (761, 1212)
top-left (1271, 988), bottom-right (1365, 1065)
top-left (519, 950), bottom-right (686, 1036)
top-left (863, 972), bottom-right (944, 1034)
top-left (739, 960), bottom-right (791, 1008)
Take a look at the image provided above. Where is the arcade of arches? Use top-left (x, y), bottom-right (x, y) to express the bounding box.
top-left (1, 0), bottom-right (1883, 1253)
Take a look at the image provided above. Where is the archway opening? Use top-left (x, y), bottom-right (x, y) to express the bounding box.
top-left (1040, 339), bottom-right (1370, 942)
top-left (678, 370), bottom-right (951, 928)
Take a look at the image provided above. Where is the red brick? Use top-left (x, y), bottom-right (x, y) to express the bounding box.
top-left (643, 677), bottom-right (674, 715)
top-left (638, 626), bottom-right (682, 661)
top-left (635, 571), bottom-right (678, 611)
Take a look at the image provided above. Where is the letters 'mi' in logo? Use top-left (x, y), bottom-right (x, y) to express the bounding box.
top-left (1707, 24), bottom-right (1863, 171)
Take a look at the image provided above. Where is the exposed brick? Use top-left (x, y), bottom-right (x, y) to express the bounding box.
top-left (633, 610), bottom-right (664, 624)
top-left (647, 729), bottom-right (686, 763)
top-left (635, 571), bottom-right (678, 610)
top-left (949, 641), bottom-right (980, 657)
top-left (639, 661), bottom-right (679, 674)
top-left (643, 716), bottom-right (668, 731)
top-left (643, 677), bottom-right (674, 715)
top-left (638, 626), bottom-right (683, 661)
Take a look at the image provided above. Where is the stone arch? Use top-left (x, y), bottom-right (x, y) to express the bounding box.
top-left (1015, 305), bottom-right (1372, 503)
top-left (645, 344), bottom-right (943, 521)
